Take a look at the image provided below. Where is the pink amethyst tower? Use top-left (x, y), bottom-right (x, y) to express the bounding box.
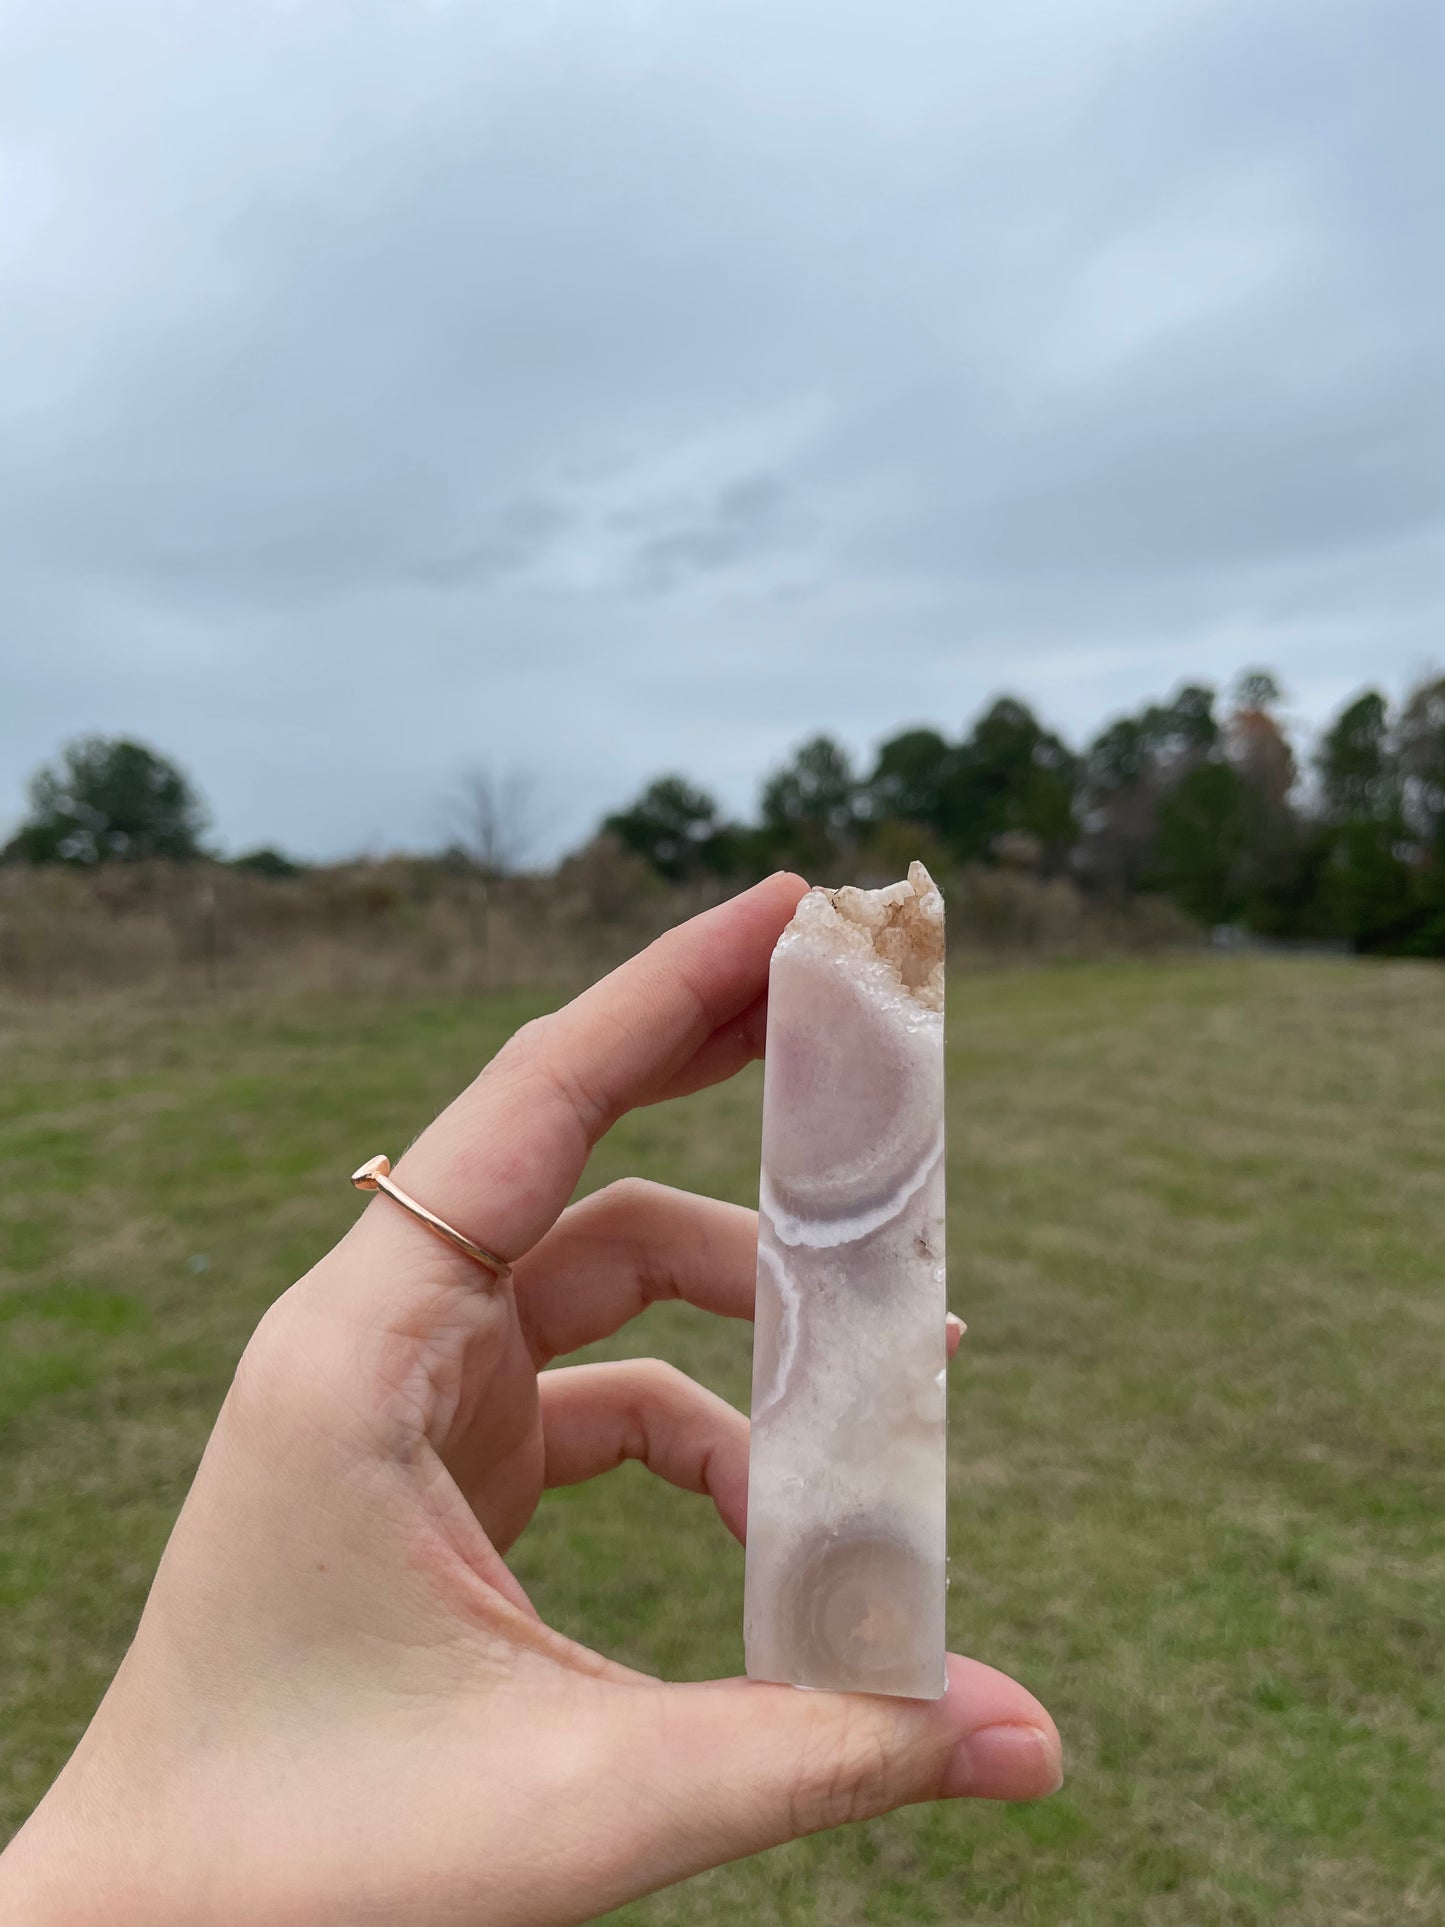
top-left (745, 862), bottom-right (947, 1700)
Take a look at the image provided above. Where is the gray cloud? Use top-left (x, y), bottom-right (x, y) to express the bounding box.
top-left (1, 0), bottom-right (1442, 859)
top-left (627, 475), bottom-right (795, 592)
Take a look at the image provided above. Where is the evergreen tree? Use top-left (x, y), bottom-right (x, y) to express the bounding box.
top-left (942, 698), bottom-right (1076, 863)
top-left (1398, 675), bottom-right (1445, 860)
top-left (1315, 692), bottom-right (1414, 949)
top-left (1154, 761), bottom-right (1252, 926)
top-left (864, 728), bottom-right (954, 831)
top-left (759, 736), bottom-right (859, 872)
top-left (6, 737), bottom-right (207, 865)
top-left (604, 775), bottom-right (722, 882)
top-left (1081, 685), bottom-right (1220, 897)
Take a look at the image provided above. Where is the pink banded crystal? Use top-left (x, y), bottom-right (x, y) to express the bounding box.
top-left (744, 862), bottom-right (947, 1700)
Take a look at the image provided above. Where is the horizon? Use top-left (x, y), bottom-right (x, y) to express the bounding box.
top-left (5, 663), bottom-right (1425, 869)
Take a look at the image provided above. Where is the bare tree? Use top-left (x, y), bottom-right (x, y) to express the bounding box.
top-left (449, 766), bottom-right (543, 878)
top-left (445, 766), bottom-right (551, 989)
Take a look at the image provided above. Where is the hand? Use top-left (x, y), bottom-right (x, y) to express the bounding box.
top-left (1, 874), bottom-right (1061, 1927)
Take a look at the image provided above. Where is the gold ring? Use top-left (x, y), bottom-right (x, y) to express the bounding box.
top-left (349, 1155), bottom-right (512, 1281)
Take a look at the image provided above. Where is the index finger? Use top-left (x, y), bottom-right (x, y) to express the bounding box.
top-left (355, 871), bottom-right (807, 1280)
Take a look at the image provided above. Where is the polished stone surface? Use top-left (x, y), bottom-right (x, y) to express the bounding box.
top-left (745, 863), bottom-right (947, 1699)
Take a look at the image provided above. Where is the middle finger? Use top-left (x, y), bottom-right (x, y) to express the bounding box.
top-left (513, 1179), bottom-right (968, 1369)
top-left (514, 1179), bottom-right (757, 1366)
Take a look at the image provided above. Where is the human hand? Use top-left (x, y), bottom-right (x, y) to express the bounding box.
top-left (1, 874), bottom-right (1061, 1927)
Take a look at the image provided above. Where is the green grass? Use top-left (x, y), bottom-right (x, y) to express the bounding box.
top-left (2, 960), bottom-right (1443, 1924)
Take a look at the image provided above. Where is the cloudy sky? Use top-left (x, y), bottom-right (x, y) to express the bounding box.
top-left (3, 0), bottom-right (1443, 859)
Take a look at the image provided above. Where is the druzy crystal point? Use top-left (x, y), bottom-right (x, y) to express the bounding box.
top-left (745, 862), bottom-right (947, 1700)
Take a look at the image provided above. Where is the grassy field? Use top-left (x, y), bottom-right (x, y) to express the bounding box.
top-left (1, 958), bottom-right (1442, 1924)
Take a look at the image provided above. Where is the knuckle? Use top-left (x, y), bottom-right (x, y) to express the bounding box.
top-left (627, 1356), bottom-right (689, 1406)
top-left (578, 1178), bottom-right (684, 1310)
top-left (537, 1053), bottom-right (613, 1137)
top-left (507, 1012), bottom-right (556, 1062)
top-left (591, 1174), bottom-right (666, 1216)
top-left (491, 1014), bottom-right (555, 1096)
top-left (492, 1013), bottom-right (564, 1096)
top-left (495, 1014), bottom-right (613, 1137)
top-left (787, 1708), bottom-right (899, 1836)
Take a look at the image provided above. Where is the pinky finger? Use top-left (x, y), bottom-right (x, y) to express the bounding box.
top-left (539, 1361), bottom-right (750, 1543)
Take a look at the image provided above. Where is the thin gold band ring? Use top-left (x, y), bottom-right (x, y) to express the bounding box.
top-left (349, 1155), bottom-right (512, 1281)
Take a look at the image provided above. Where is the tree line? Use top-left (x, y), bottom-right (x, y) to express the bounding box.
top-left (7, 666), bottom-right (1445, 954)
top-left (603, 669), bottom-right (1445, 955)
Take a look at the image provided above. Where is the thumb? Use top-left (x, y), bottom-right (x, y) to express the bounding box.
top-left (616, 1654), bottom-right (1062, 1886)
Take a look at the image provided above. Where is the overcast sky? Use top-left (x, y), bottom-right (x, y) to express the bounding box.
top-left (3, 0), bottom-right (1443, 860)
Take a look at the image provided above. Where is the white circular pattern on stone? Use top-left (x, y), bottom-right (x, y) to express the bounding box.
top-left (749, 1238), bottom-right (800, 1424)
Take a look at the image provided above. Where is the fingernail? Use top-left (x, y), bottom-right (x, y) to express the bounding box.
top-left (946, 1314), bottom-right (966, 1338)
top-left (942, 1723), bottom-right (1063, 1801)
